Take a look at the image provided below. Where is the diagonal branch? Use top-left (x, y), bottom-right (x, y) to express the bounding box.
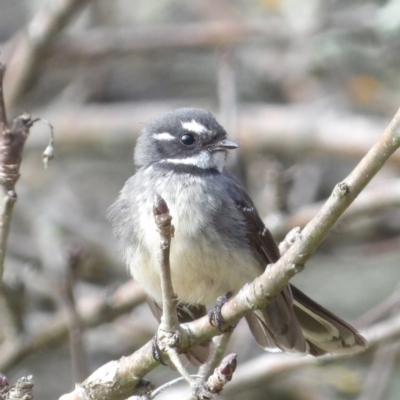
top-left (59, 107), bottom-right (400, 400)
top-left (0, 280), bottom-right (146, 372)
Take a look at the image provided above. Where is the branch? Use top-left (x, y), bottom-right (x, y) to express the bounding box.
top-left (0, 63), bottom-right (36, 342)
top-left (153, 195), bottom-right (194, 385)
top-left (0, 65), bottom-right (6, 128)
top-left (356, 280), bottom-right (400, 400)
top-left (0, 280), bottom-right (146, 372)
top-left (357, 342), bottom-right (400, 400)
top-left (3, 0), bottom-right (92, 109)
top-left (277, 178), bottom-right (400, 236)
top-left (354, 291), bottom-right (400, 329)
top-left (186, 354), bottom-right (238, 400)
top-left (198, 333), bottom-right (233, 380)
top-left (59, 107), bottom-right (400, 400)
top-left (51, 19), bottom-right (289, 59)
top-left (28, 103), bottom-right (395, 164)
top-left (153, 196), bottom-right (233, 397)
top-left (206, 353), bottom-right (237, 394)
top-left (1, 375), bottom-right (34, 400)
top-left (222, 312), bottom-right (400, 397)
top-left (58, 244), bottom-right (89, 382)
top-left (153, 195), bottom-right (178, 333)
top-left (48, 10), bottom-right (379, 62)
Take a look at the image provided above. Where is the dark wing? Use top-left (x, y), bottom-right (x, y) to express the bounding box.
top-left (223, 171), bottom-right (307, 353)
top-left (147, 297), bottom-right (210, 365)
top-left (223, 170), bottom-right (367, 355)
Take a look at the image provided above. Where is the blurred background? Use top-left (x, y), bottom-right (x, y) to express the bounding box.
top-left (1, 0), bottom-right (400, 399)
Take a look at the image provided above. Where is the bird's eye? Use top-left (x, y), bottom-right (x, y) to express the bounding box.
top-left (180, 133), bottom-right (195, 145)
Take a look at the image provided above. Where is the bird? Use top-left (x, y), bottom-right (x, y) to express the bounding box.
top-left (108, 108), bottom-right (367, 363)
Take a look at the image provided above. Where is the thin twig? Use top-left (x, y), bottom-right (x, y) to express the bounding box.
top-left (206, 353), bottom-right (237, 394)
top-left (354, 293), bottom-right (400, 329)
top-left (279, 178), bottom-right (400, 236)
top-left (58, 108), bottom-right (400, 400)
top-left (0, 282), bottom-right (21, 342)
top-left (59, 244), bottom-right (89, 383)
top-left (153, 195), bottom-right (193, 383)
top-left (0, 64), bottom-right (7, 129)
top-left (168, 349), bottom-right (193, 385)
top-left (356, 280), bottom-right (400, 400)
top-left (153, 194), bottom-right (178, 333)
top-left (186, 354), bottom-right (238, 400)
top-left (0, 63), bottom-right (36, 342)
top-left (0, 64), bottom-right (56, 347)
top-left (35, 118), bottom-right (55, 169)
top-left (150, 375), bottom-right (202, 399)
top-left (198, 333), bottom-right (233, 380)
top-left (354, 279), bottom-right (400, 328)
top-left (357, 342), bottom-right (400, 400)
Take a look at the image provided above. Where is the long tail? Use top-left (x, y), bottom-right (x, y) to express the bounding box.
top-left (246, 284), bottom-right (367, 356)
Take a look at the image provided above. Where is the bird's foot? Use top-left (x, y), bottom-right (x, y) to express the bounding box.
top-left (151, 333), bottom-right (167, 365)
top-left (208, 292), bottom-right (238, 333)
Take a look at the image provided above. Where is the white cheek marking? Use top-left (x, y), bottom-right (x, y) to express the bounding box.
top-left (163, 151), bottom-right (226, 172)
top-left (152, 132), bottom-right (176, 141)
top-left (181, 119), bottom-right (208, 134)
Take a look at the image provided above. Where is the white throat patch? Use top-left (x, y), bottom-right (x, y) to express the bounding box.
top-left (163, 150), bottom-right (226, 172)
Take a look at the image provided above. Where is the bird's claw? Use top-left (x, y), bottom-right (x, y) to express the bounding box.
top-left (208, 292), bottom-right (238, 333)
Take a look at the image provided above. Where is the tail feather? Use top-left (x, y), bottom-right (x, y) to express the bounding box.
top-left (291, 285), bottom-right (367, 354)
top-left (256, 285), bottom-right (308, 352)
top-left (246, 309), bottom-right (309, 353)
top-left (246, 284), bottom-right (367, 356)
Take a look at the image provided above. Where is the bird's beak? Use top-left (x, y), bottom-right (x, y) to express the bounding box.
top-left (213, 139), bottom-right (239, 152)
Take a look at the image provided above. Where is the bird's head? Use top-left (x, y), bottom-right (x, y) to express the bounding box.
top-left (134, 108), bottom-right (238, 172)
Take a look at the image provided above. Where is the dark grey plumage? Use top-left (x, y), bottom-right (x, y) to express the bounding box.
top-left (108, 108), bottom-right (367, 361)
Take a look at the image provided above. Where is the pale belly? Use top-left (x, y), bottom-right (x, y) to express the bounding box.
top-left (126, 190), bottom-right (261, 305)
top-left (130, 235), bottom-right (260, 305)
top-left (124, 167), bottom-right (263, 305)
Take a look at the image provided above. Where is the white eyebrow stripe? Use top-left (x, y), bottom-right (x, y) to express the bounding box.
top-left (152, 132), bottom-right (176, 141)
top-left (181, 119), bottom-right (208, 134)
